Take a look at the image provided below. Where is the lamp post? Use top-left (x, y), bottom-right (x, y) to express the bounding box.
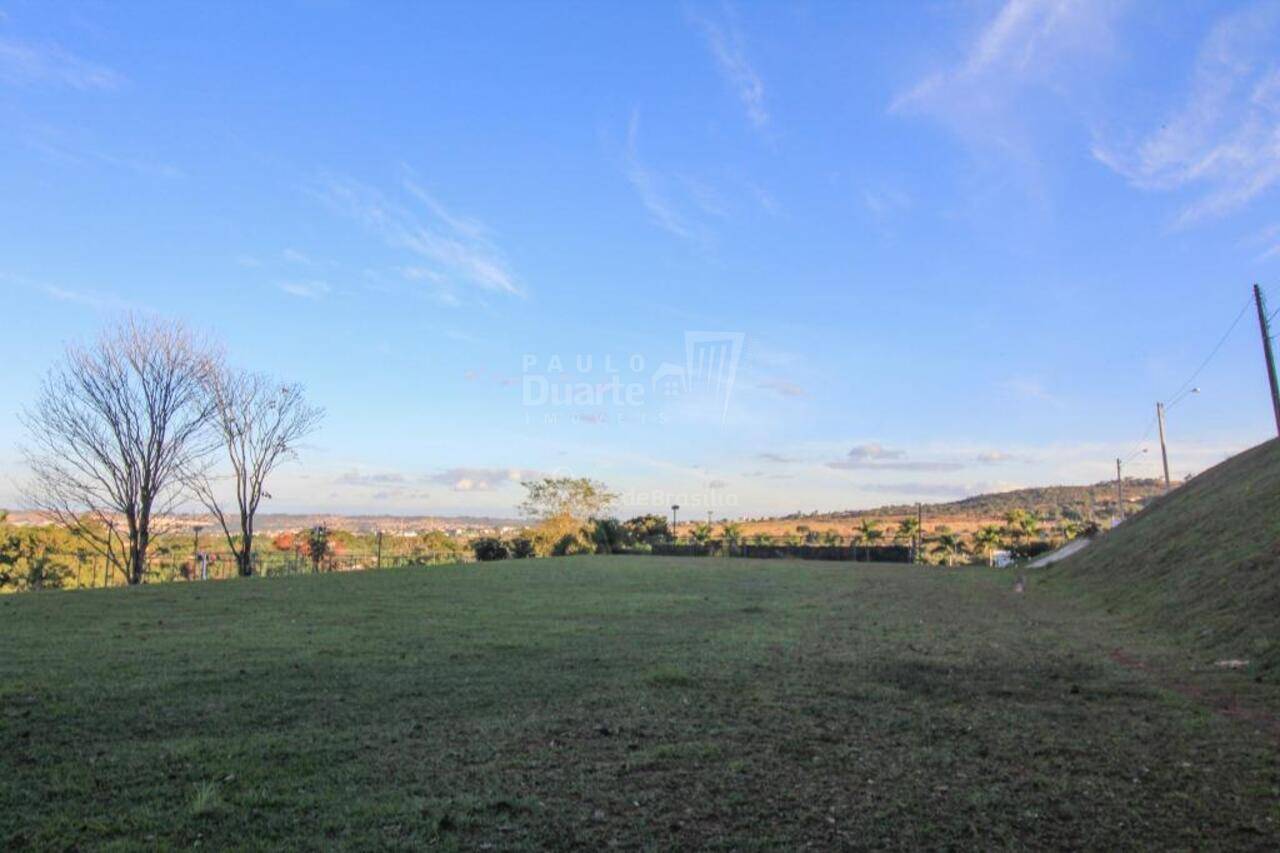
top-left (671, 504), bottom-right (680, 537)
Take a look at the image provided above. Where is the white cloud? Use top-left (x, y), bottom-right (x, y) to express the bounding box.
top-left (846, 443), bottom-right (905, 462)
top-left (424, 467), bottom-right (534, 492)
top-left (317, 175), bottom-right (522, 296)
top-left (689, 3), bottom-right (767, 129)
top-left (1093, 1), bottom-right (1280, 225)
top-left (0, 36), bottom-right (123, 90)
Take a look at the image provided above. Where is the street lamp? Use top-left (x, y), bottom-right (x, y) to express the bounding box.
top-left (1157, 388), bottom-right (1200, 489)
top-left (671, 504), bottom-right (680, 535)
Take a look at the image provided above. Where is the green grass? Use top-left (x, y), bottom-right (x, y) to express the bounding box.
top-left (1046, 437), bottom-right (1280, 673)
top-left (2, 556), bottom-right (1278, 849)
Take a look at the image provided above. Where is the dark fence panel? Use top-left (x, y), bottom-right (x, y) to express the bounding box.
top-left (650, 542), bottom-right (911, 563)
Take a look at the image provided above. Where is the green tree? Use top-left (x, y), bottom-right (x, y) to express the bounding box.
top-left (820, 529), bottom-right (842, 547)
top-left (932, 531), bottom-right (966, 567)
top-left (625, 514), bottom-right (671, 544)
top-left (720, 521), bottom-right (744, 546)
top-left (306, 525), bottom-right (330, 572)
top-left (858, 519), bottom-right (884, 560)
top-left (519, 477), bottom-right (617, 522)
top-left (691, 523), bottom-right (713, 545)
top-left (590, 518), bottom-right (627, 554)
top-left (972, 525), bottom-right (1003, 566)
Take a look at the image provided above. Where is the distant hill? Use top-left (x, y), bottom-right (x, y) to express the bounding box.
top-left (1047, 438), bottom-right (1280, 671)
top-left (0, 510), bottom-right (517, 534)
top-left (779, 478), bottom-right (1169, 523)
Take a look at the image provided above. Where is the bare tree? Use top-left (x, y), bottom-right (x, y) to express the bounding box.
top-left (186, 367), bottom-right (323, 577)
top-left (21, 317), bottom-right (216, 585)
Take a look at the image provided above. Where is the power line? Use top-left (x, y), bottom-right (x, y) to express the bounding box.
top-left (1168, 295), bottom-right (1253, 403)
top-left (1122, 293), bottom-right (1253, 466)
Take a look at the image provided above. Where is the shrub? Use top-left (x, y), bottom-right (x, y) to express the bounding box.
top-left (552, 529), bottom-right (595, 556)
top-left (623, 514), bottom-right (671, 544)
top-left (591, 518), bottom-right (627, 554)
top-left (510, 536), bottom-right (536, 559)
top-left (471, 537), bottom-right (510, 561)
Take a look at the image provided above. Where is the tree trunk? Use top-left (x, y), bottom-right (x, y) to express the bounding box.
top-left (237, 532), bottom-right (254, 577)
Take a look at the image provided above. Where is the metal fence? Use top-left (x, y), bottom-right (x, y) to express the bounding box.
top-left (5, 549), bottom-right (472, 591)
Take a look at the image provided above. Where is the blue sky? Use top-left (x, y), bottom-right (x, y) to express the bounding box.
top-left (2, 0), bottom-right (1279, 518)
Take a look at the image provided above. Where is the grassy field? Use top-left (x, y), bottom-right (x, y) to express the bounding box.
top-left (2, 557), bottom-right (1278, 849)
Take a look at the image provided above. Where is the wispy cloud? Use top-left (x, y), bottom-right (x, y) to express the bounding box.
top-left (0, 36), bottom-right (123, 90)
top-left (689, 3), bottom-right (767, 129)
top-left (892, 0), bottom-right (1122, 150)
top-left (335, 471), bottom-right (407, 487)
top-left (38, 283), bottom-right (134, 311)
top-left (1092, 1), bottom-right (1280, 225)
top-left (1248, 222), bottom-right (1280, 261)
top-left (278, 281), bottom-right (331, 299)
top-left (828, 444), bottom-right (963, 472)
top-left (756, 451), bottom-right (797, 464)
top-left (316, 175), bottom-right (522, 296)
top-left (624, 111), bottom-right (700, 242)
top-left (999, 376), bottom-right (1063, 407)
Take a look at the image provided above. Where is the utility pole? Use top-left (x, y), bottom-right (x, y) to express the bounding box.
top-left (1255, 284), bottom-right (1280, 436)
top-left (375, 530), bottom-right (383, 569)
top-left (1114, 458), bottom-right (1123, 527)
top-left (915, 502), bottom-right (922, 563)
top-left (1155, 402), bottom-right (1171, 489)
top-left (671, 504), bottom-right (680, 535)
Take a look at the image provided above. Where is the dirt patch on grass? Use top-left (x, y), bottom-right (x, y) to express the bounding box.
top-left (1109, 647), bottom-right (1280, 741)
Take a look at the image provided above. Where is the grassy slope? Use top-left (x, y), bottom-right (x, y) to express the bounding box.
top-left (2, 557), bottom-right (1278, 849)
top-left (1045, 438), bottom-right (1280, 672)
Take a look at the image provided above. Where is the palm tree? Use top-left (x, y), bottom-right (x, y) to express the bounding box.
top-left (896, 516), bottom-right (922, 561)
top-left (820, 529), bottom-right (842, 547)
top-left (1058, 519), bottom-right (1081, 541)
top-left (858, 519), bottom-right (884, 561)
top-left (972, 525), bottom-right (1003, 566)
top-left (932, 531), bottom-right (965, 567)
top-left (691, 523), bottom-right (713, 545)
top-left (848, 527), bottom-right (864, 559)
top-left (1002, 509), bottom-right (1026, 543)
top-left (721, 521), bottom-right (743, 545)
top-left (753, 532), bottom-right (774, 546)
